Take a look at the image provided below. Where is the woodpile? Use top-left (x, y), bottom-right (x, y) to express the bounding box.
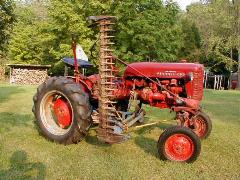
top-left (10, 68), bottom-right (49, 85)
top-left (7, 64), bottom-right (51, 85)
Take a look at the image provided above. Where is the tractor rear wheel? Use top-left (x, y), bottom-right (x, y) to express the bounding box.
top-left (157, 126), bottom-right (201, 163)
top-left (32, 77), bottom-right (92, 144)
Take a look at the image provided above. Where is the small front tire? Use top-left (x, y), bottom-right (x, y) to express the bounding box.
top-left (191, 111), bottom-right (212, 139)
top-left (158, 126), bottom-right (201, 163)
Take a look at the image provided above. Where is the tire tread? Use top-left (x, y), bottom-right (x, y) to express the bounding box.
top-left (157, 126), bottom-right (201, 163)
top-left (32, 77), bottom-right (92, 144)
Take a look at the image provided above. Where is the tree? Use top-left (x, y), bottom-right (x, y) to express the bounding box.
top-left (231, 0), bottom-right (240, 88)
top-left (8, 1), bottom-right (49, 64)
top-left (111, 0), bottom-right (182, 62)
top-left (0, 0), bottom-right (15, 65)
top-left (7, 0), bottom-right (189, 71)
top-left (186, 0), bottom-right (238, 74)
top-left (178, 17), bottom-right (201, 61)
top-left (8, 0), bottom-right (113, 66)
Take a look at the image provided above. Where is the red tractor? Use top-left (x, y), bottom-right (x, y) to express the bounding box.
top-left (33, 16), bottom-right (212, 163)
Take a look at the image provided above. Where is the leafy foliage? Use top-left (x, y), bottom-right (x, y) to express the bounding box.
top-left (3, 0), bottom-right (239, 75)
top-left (112, 0), bottom-right (182, 62)
top-left (178, 17), bottom-right (201, 62)
top-left (8, 1), bottom-right (49, 64)
top-left (186, 0), bottom-right (239, 74)
top-left (0, 0), bottom-right (15, 65)
top-left (8, 0), bottom-right (113, 66)
top-left (0, 0), bottom-right (15, 50)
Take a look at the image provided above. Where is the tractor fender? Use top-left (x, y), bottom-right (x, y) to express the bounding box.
top-left (78, 79), bottom-right (92, 95)
top-left (66, 76), bottom-right (93, 95)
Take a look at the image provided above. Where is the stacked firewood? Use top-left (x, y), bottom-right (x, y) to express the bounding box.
top-left (10, 68), bottom-right (49, 85)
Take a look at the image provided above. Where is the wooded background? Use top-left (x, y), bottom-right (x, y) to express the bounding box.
top-left (0, 0), bottom-right (239, 77)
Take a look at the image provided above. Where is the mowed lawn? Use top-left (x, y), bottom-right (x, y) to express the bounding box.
top-left (0, 84), bottom-right (239, 179)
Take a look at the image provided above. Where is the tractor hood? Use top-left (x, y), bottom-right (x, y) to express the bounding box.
top-left (124, 62), bottom-right (204, 78)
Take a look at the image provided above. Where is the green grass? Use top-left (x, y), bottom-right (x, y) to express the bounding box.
top-left (0, 84), bottom-right (239, 179)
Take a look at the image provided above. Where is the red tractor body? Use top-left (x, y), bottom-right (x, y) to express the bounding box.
top-left (124, 62), bottom-right (204, 101)
top-left (86, 61), bottom-right (204, 111)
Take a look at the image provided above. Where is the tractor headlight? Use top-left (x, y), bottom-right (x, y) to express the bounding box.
top-left (188, 72), bottom-right (193, 81)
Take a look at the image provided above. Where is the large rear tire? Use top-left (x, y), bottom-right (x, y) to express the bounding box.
top-left (32, 77), bottom-right (92, 144)
top-left (158, 126), bottom-right (201, 163)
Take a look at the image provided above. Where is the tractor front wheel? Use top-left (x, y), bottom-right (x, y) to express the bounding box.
top-left (32, 77), bottom-right (92, 144)
top-left (157, 126), bottom-right (201, 163)
top-left (190, 111), bottom-right (212, 139)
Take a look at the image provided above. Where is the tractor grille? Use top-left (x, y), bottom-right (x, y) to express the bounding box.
top-left (192, 70), bottom-right (203, 100)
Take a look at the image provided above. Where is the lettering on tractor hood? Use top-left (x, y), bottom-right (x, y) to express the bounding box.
top-left (124, 62), bottom-right (204, 78)
top-left (156, 71), bottom-right (185, 77)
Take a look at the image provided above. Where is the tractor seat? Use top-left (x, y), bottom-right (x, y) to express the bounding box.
top-left (62, 58), bottom-right (93, 68)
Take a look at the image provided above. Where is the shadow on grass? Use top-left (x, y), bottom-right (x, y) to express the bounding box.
top-left (85, 121), bottom-right (174, 150)
top-left (0, 112), bottom-right (33, 133)
top-left (134, 136), bottom-right (159, 159)
top-left (0, 150), bottom-right (46, 180)
top-left (0, 86), bottom-right (25, 103)
top-left (134, 123), bottom-right (175, 159)
top-left (85, 133), bottom-right (111, 147)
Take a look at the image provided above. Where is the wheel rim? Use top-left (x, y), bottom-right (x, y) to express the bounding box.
top-left (165, 134), bottom-right (194, 161)
top-left (40, 90), bottom-right (73, 136)
top-left (193, 116), bottom-right (207, 138)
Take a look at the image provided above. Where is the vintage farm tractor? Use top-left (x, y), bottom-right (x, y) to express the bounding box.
top-left (33, 16), bottom-right (212, 163)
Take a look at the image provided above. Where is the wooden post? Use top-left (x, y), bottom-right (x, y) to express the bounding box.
top-left (218, 75), bottom-right (221, 90)
top-left (9, 67), bottom-right (12, 84)
top-left (204, 72), bottom-right (208, 88)
top-left (229, 72), bottom-right (232, 89)
top-left (213, 75), bottom-right (217, 90)
top-left (83, 68), bottom-right (86, 76)
top-left (219, 75), bottom-right (222, 90)
top-left (64, 65), bottom-right (68, 77)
